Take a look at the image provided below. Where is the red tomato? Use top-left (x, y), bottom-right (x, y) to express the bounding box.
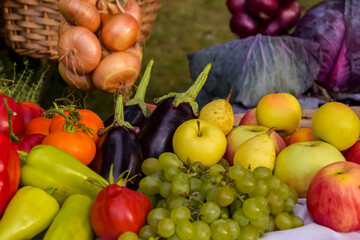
top-left (90, 184), bottom-right (152, 240)
top-left (17, 101), bottom-right (45, 125)
top-left (0, 94), bottom-right (26, 137)
top-left (42, 130), bottom-right (96, 165)
top-left (0, 133), bottom-right (21, 217)
top-left (25, 116), bottom-right (52, 135)
top-left (49, 109), bottom-right (104, 144)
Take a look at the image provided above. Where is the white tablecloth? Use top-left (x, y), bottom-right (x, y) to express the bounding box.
top-left (262, 198), bottom-right (360, 240)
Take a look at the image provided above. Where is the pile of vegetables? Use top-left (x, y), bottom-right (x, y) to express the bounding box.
top-left (57, 0), bottom-right (143, 96)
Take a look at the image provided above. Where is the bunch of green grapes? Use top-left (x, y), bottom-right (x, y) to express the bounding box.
top-left (136, 152), bottom-right (304, 240)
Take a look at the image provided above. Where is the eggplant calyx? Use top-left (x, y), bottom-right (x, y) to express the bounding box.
top-left (154, 63), bottom-right (212, 116)
top-left (125, 59), bottom-right (154, 117)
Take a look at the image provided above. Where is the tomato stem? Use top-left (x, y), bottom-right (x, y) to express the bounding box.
top-left (3, 97), bottom-right (20, 142)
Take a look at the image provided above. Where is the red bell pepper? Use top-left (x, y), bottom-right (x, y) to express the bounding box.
top-left (0, 132), bottom-right (21, 216)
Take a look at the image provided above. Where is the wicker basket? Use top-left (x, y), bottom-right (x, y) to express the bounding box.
top-left (0, 0), bottom-right (162, 60)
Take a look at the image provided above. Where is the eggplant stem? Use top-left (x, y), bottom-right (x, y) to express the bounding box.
top-left (125, 58), bottom-right (154, 117)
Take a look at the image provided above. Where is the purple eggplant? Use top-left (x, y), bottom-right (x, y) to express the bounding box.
top-left (139, 63), bottom-right (212, 159)
top-left (103, 59), bottom-right (154, 128)
top-left (91, 95), bottom-right (142, 190)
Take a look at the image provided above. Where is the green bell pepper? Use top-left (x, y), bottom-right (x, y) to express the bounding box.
top-left (20, 144), bottom-right (107, 204)
top-left (43, 194), bottom-right (94, 240)
top-left (0, 186), bottom-right (59, 240)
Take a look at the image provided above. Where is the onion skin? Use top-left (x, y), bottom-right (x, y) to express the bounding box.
top-left (125, 43), bottom-right (143, 64)
top-left (59, 0), bottom-right (101, 32)
top-left (58, 26), bottom-right (102, 74)
top-left (101, 13), bottom-right (139, 51)
top-left (124, 0), bottom-right (142, 24)
top-left (92, 52), bottom-right (141, 93)
top-left (58, 62), bottom-right (95, 91)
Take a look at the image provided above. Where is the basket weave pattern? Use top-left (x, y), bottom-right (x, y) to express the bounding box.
top-left (0, 0), bottom-right (162, 60)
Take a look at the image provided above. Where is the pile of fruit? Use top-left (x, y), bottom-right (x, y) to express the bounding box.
top-left (226, 0), bottom-right (301, 38)
top-left (1, 60), bottom-right (360, 240)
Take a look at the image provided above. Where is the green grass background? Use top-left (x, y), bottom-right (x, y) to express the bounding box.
top-left (0, 0), bottom-right (324, 119)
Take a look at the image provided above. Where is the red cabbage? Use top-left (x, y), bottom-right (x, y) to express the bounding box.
top-left (293, 0), bottom-right (360, 93)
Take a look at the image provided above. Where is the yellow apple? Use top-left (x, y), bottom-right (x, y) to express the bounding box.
top-left (256, 93), bottom-right (302, 137)
top-left (311, 102), bottom-right (360, 151)
top-left (172, 119), bottom-right (227, 166)
top-left (274, 141), bottom-right (346, 198)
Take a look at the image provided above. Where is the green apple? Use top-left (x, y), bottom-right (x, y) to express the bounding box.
top-left (311, 102), bottom-right (360, 151)
top-left (256, 92), bottom-right (302, 137)
top-left (172, 119), bottom-right (227, 166)
top-left (274, 141), bottom-right (346, 198)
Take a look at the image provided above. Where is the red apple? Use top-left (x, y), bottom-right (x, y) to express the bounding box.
top-left (239, 108), bottom-right (258, 126)
top-left (307, 161), bottom-right (360, 232)
top-left (224, 125), bottom-right (286, 165)
top-left (285, 127), bottom-right (314, 146)
top-left (345, 140), bottom-right (360, 164)
top-left (17, 101), bottom-right (45, 125)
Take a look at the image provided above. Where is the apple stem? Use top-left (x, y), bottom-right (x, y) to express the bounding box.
top-left (225, 89), bottom-right (233, 102)
top-left (267, 127), bottom-right (277, 136)
top-left (197, 120), bottom-right (201, 137)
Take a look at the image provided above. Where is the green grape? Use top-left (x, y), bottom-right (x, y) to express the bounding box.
top-left (278, 182), bottom-right (290, 200)
top-left (218, 186), bottom-right (235, 207)
top-left (156, 199), bottom-right (167, 209)
top-left (232, 208), bottom-right (250, 227)
top-left (140, 193), bottom-right (157, 209)
top-left (147, 208), bottom-right (170, 232)
top-left (139, 176), bottom-right (161, 195)
top-left (264, 215), bottom-right (276, 233)
top-left (210, 219), bottom-right (232, 240)
top-left (200, 201), bottom-right (221, 223)
top-left (230, 199), bottom-right (243, 215)
top-left (283, 198), bottom-right (296, 212)
top-left (175, 220), bottom-right (194, 239)
top-left (242, 198), bottom-right (263, 220)
top-left (238, 224), bottom-right (260, 240)
top-left (192, 220), bottom-right (211, 240)
top-left (167, 234), bottom-right (181, 240)
top-left (253, 166), bottom-right (272, 180)
top-left (190, 161), bottom-right (206, 173)
top-left (266, 191), bottom-right (284, 215)
top-left (227, 219), bottom-right (241, 240)
top-left (159, 181), bottom-right (171, 198)
top-left (208, 164), bottom-right (226, 177)
top-left (189, 177), bottom-right (202, 193)
top-left (170, 205), bottom-right (191, 223)
top-left (267, 175), bottom-right (281, 190)
top-left (249, 179), bottom-right (269, 198)
top-left (199, 180), bottom-right (216, 201)
top-left (157, 218), bottom-right (175, 238)
top-left (289, 186), bottom-right (298, 203)
top-left (164, 166), bottom-right (181, 181)
top-left (118, 232), bottom-right (138, 240)
top-left (217, 158), bottom-right (230, 169)
top-left (220, 207), bottom-right (230, 219)
top-left (235, 171), bottom-right (257, 194)
top-left (291, 215), bottom-right (304, 228)
top-left (255, 197), bottom-right (270, 215)
top-left (141, 157), bottom-right (163, 176)
top-left (138, 225), bottom-right (156, 239)
top-left (158, 152), bottom-right (183, 168)
top-left (250, 214), bottom-right (270, 231)
top-left (275, 212), bottom-right (293, 230)
top-left (168, 196), bottom-right (188, 210)
top-left (228, 164), bottom-right (247, 181)
top-left (171, 172), bottom-right (189, 196)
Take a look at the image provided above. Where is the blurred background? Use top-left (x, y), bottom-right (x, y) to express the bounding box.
top-left (0, 0), bottom-right (322, 119)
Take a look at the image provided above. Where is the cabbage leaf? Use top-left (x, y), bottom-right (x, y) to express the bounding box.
top-left (187, 34), bottom-right (321, 108)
